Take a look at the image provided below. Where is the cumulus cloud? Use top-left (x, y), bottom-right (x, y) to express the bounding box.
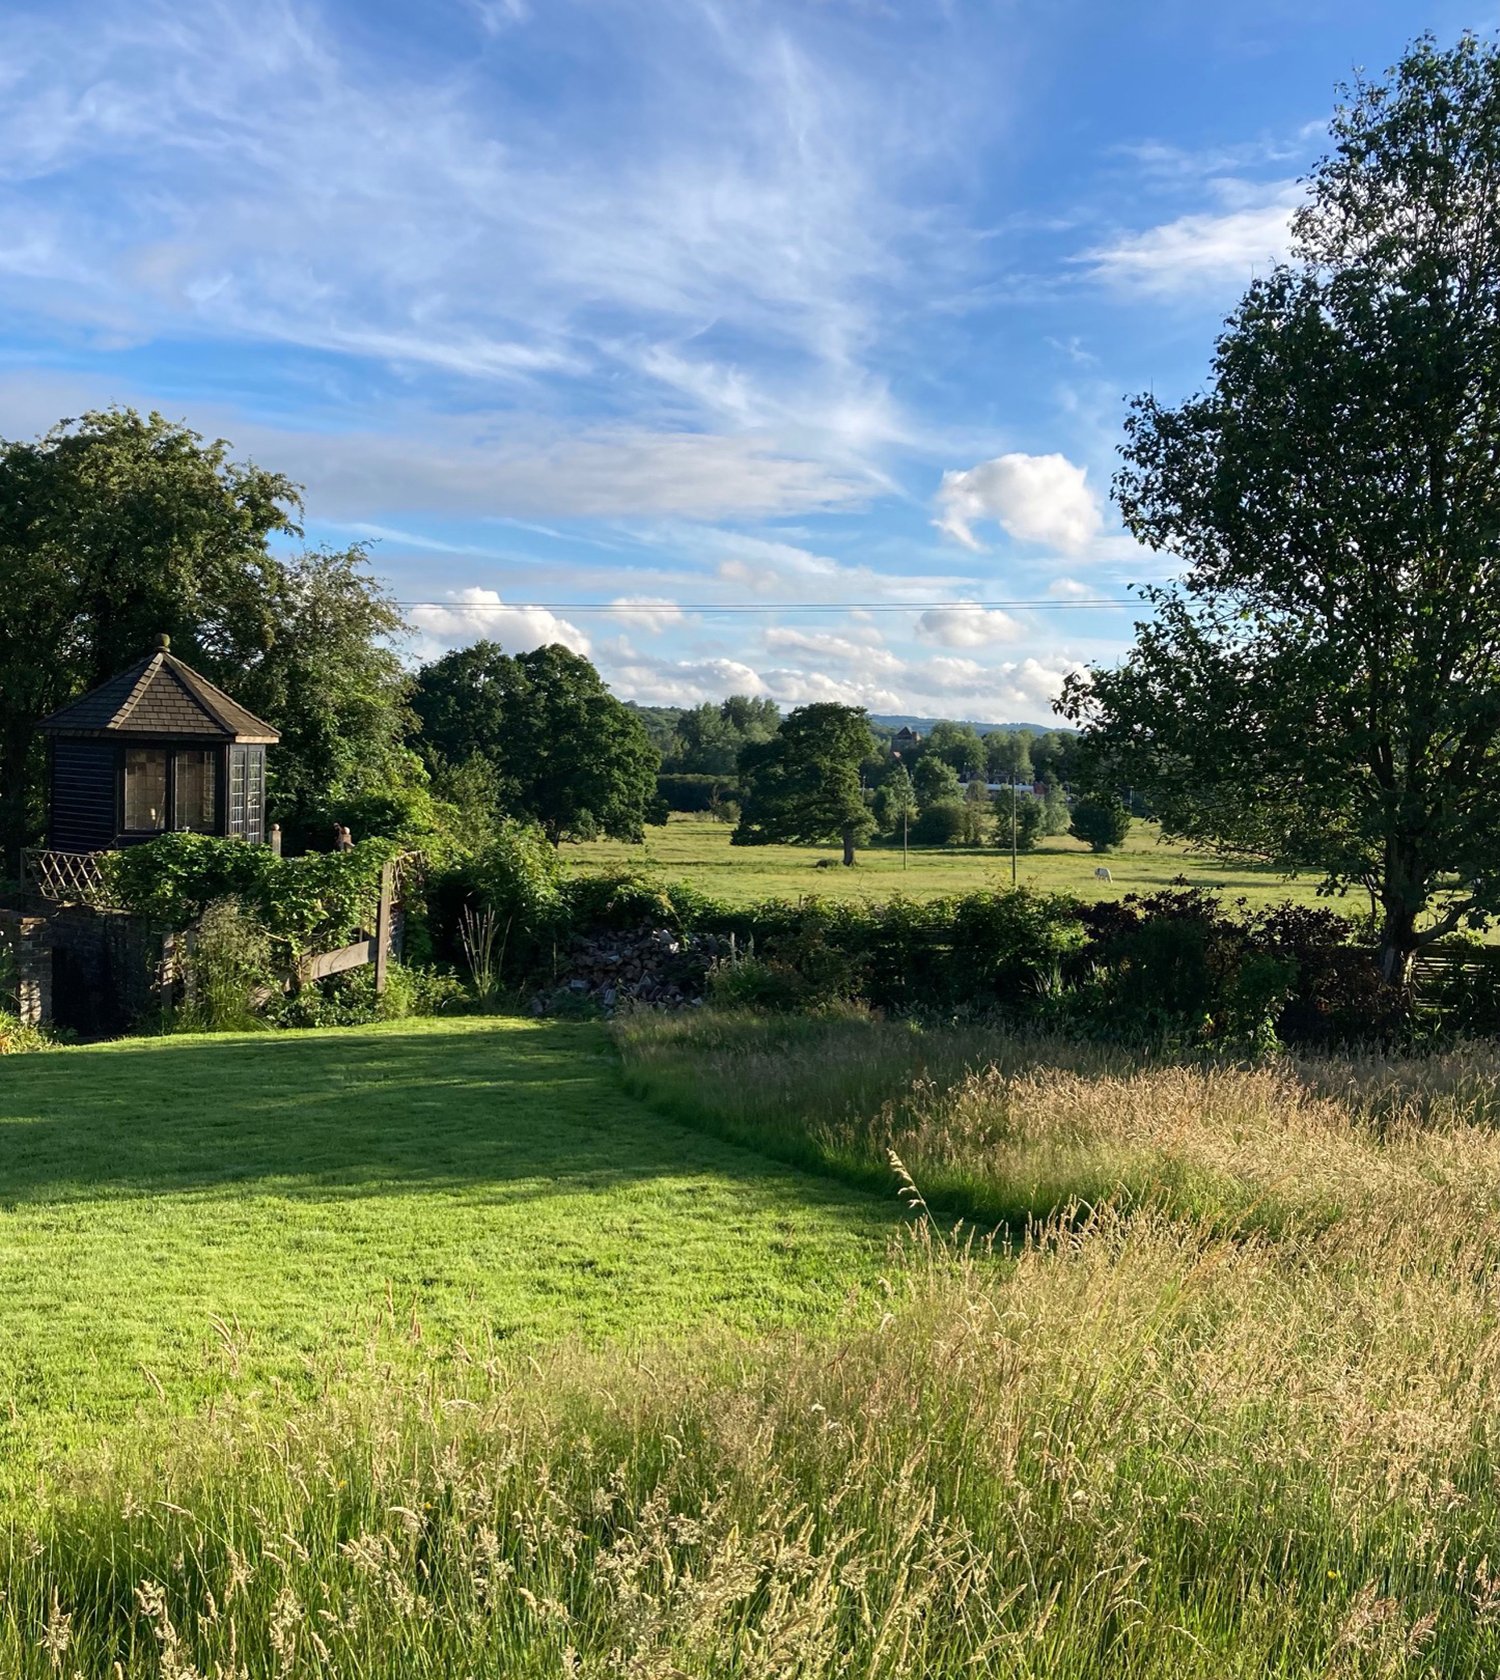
top-left (914, 603), bottom-right (1022, 648)
top-left (409, 588), bottom-right (590, 656)
top-left (933, 452), bottom-right (1103, 554)
top-left (599, 654), bottom-right (773, 708)
top-left (1047, 576), bottom-right (1098, 599)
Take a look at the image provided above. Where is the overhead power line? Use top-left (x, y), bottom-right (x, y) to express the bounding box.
top-left (390, 597), bottom-right (1138, 613)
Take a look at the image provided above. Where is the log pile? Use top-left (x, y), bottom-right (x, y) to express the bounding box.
top-left (531, 924), bottom-right (736, 1015)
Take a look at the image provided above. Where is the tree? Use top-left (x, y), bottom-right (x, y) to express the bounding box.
top-left (414, 642), bottom-right (660, 845)
top-left (667, 695), bottom-right (779, 775)
top-left (874, 764), bottom-right (918, 839)
top-left (910, 801), bottom-right (966, 846)
top-left (734, 703), bottom-right (875, 866)
top-left (1061, 34), bottom-right (1500, 984)
top-left (985, 731), bottom-right (1034, 786)
top-left (411, 641), bottom-right (525, 808)
top-left (925, 720), bottom-right (986, 779)
top-left (913, 755), bottom-right (962, 808)
top-left (239, 547), bottom-right (419, 848)
top-left (1030, 730), bottom-right (1079, 787)
top-left (0, 408), bottom-right (413, 864)
top-left (1041, 781), bottom-right (1071, 836)
top-left (997, 788), bottom-right (1046, 852)
top-left (961, 778), bottom-right (992, 846)
top-left (1069, 796), bottom-right (1132, 853)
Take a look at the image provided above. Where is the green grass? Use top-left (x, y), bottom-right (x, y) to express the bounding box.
top-left (568, 813), bottom-right (1346, 909)
top-left (10, 1013), bottom-right (1500, 1675)
top-left (0, 1016), bottom-right (895, 1472)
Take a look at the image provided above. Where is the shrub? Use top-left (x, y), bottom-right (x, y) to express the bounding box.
top-left (657, 772), bottom-right (736, 813)
top-left (0, 1010), bottom-right (52, 1053)
top-left (103, 833), bottom-right (404, 962)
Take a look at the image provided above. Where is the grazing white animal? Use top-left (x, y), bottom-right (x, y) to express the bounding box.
top-left (1094, 866), bottom-right (1113, 883)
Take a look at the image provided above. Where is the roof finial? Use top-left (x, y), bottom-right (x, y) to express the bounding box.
top-left (154, 632), bottom-right (171, 652)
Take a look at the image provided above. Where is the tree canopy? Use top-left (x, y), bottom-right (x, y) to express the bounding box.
top-left (1061, 33), bottom-right (1500, 981)
top-left (733, 703), bottom-right (876, 866)
top-left (0, 408), bottom-right (412, 862)
top-left (412, 641), bottom-right (660, 844)
top-left (665, 696), bottom-right (780, 775)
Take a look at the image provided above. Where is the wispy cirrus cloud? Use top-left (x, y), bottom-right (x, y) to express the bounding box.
top-left (0, 0), bottom-right (996, 501)
top-left (1079, 180), bottom-right (1301, 298)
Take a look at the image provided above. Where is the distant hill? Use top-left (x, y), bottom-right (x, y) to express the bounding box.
top-left (869, 715), bottom-right (1066, 737)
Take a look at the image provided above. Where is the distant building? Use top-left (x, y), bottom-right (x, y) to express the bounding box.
top-left (891, 726), bottom-right (922, 753)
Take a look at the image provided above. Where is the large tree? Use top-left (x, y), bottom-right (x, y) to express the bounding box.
top-left (0, 408), bottom-right (412, 863)
top-left (1062, 34), bottom-right (1500, 984)
top-left (412, 641), bottom-right (659, 844)
top-left (733, 703), bottom-right (875, 866)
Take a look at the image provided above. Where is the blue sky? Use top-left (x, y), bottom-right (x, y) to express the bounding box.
top-left (0, 0), bottom-right (1478, 720)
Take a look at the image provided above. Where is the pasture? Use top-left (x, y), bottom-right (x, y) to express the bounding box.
top-left (569, 813), bottom-right (1346, 910)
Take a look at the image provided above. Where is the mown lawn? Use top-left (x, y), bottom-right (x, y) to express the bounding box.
top-left (568, 813), bottom-right (1345, 910)
top-left (0, 1016), bottom-right (894, 1473)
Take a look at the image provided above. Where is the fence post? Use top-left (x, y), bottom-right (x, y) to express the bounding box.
top-left (373, 860), bottom-right (394, 995)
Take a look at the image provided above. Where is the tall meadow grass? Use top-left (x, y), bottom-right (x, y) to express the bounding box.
top-left (11, 1013), bottom-right (1500, 1674)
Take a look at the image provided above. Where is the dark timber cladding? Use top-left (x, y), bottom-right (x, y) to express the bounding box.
top-left (37, 634), bottom-right (279, 851)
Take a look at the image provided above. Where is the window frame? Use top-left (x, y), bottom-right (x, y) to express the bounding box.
top-left (117, 743), bottom-right (230, 839)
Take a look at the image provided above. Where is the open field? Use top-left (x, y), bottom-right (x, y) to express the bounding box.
top-left (569, 813), bottom-right (1345, 910)
top-left (0, 1017), bottom-right (893, 1472)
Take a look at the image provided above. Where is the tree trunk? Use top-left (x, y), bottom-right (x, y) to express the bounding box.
top-left (1377, 903), bottom-right (1420, 990)
top-left (841, 825), bottom-right (856, 867)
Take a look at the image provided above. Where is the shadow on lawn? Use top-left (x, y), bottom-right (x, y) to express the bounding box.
top-left (0, 1021), bottom-right (893, 1220)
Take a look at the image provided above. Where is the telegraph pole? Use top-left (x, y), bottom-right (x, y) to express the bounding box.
top-left (1011, 772), bottom-right (1018, 887)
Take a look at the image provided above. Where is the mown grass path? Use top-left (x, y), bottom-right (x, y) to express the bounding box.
top-left (0, 1017), bottom-right (894, 1470)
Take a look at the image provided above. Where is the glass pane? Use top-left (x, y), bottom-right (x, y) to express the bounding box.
top-left (228, 747), bottom-right (246, 837)
top-left (246, 748), bottom-right (265, 845)
top-left (124, 748), bottom-right (167, 831)
top-left (174, 749), bottom-right (217, 833)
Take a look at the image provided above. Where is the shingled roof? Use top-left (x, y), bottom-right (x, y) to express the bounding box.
top-left (38, 641), bottom-right (279, 743)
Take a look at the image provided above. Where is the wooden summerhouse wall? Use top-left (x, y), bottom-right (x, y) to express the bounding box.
top-left (48, 740), bottom-right (117, 853)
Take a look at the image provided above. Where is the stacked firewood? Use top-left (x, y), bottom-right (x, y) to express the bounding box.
top-left (531, 924), bottom-right (737, 1014)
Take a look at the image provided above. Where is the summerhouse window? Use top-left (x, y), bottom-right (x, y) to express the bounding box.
top-left (228, 745), bottom-right (267, 842)
top-left (123, 747), bottom-right (167, 831)
top-left (173, 748), bottom-right (217, 832)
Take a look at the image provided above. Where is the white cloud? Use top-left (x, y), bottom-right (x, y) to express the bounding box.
top-left (933, 452), bottom-right (1103, 553)
top-left (1047, 576), bottom-right (1097, 600)
top-left (0, 373), bottom-right (864, 521)
top-left (0, 0), bottom-right (995, 495)
top-left (762, 625), bottom-right (902, 673)
top-left (1080, 182), bottom-right (1299, 298)
top-left (600, 654), bottom-right (773, 708)
top-left (914, 603), bottom-right (1022, 648)
top-left (606, 597), bottom-right (685, 634)
top-left (409, 588), bottom-right (590, 656)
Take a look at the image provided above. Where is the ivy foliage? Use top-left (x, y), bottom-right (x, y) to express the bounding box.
top-left (101, 833), bottom-right (405, 959)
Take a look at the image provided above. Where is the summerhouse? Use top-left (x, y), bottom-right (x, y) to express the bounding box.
top-left (37, 634), bottom-right (279, 852)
